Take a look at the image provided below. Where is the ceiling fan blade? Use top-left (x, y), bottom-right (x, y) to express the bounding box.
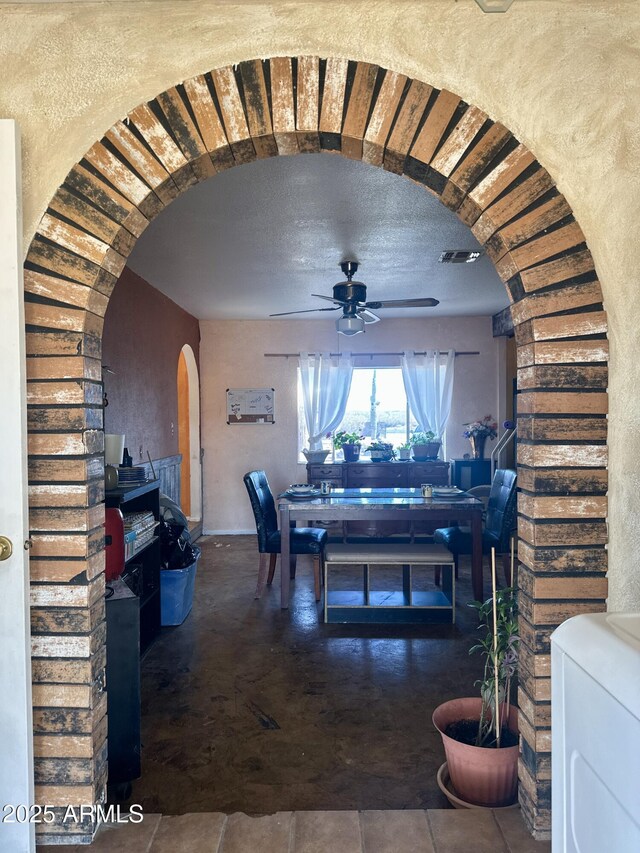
top-left (311, 293), bottom-right (349, 306)
top-left (365, 297), bottom-right (440, 309)
top-left (269, 306), bottom-right (342, 317)
top-left (358, 307), bottom-right (381, 324)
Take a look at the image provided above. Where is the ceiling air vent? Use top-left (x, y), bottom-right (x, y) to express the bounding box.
top-left (438, 250), bottom-right (482, 264)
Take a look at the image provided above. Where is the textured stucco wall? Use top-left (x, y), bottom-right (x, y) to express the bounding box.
top-left (102, 267), bottom-right (200, 465)
top-left (1, 0), bottom-right (638, 608)
top-left (200, 316), bottom-right (503, 533)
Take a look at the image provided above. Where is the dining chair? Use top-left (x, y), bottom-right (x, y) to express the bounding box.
top-left (466, 484), bottom-right (492, 517)
top-left (243, 470), bottom-right (327, 601)
top-left (433, 468), bottom-right (517, 588)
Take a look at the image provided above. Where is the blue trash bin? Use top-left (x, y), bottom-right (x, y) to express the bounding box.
top-left (160, 546), bottom-right (200, 626)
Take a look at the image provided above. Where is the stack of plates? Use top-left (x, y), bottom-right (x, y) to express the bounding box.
top-left (433, 487), bottom-right (465, 499)
top-left (284, 484), bottom-right (321, 499)
top-left (288, 483), bottom-right (314, 493)
top-left (118, 466), bottom-right (147, 486)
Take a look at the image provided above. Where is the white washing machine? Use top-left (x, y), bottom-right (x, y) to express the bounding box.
top-left (551, 612), bottom-right (640, 853)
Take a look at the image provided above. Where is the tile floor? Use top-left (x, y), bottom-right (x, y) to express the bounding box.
top-left (49, 808), bottom-right (550, 852)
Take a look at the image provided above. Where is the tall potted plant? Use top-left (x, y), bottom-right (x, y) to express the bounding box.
top-left (333, 430), bottom-right (364, 463)
top-left (432, 548), bottom-right (519, 807)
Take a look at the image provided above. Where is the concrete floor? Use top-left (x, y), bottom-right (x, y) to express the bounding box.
top-left (40, 535), bottom-right (552, 850)
top-left (132, 535), bottom-right (499, 814)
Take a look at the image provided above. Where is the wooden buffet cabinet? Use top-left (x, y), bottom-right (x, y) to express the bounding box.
top-left (306, 460), bottom-right (451, 538)
top-left (306, 460), bottom-right (450, 489)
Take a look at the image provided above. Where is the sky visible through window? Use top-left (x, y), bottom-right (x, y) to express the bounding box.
top-left (337, 368), bottom-right (416, 447)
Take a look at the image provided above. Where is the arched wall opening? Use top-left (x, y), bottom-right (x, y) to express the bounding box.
top-left (177, 349), bottom-right (191, 517)
top-left (177, 343), bottom-right (202, 522)
top-left (23, 56), bottom-right (608, 843)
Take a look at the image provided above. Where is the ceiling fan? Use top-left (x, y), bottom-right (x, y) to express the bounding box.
top-left (270, 261), bottom-right (440, 336)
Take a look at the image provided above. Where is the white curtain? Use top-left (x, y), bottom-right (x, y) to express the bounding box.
top-left (401, 349), bottom-right (455, 439)
top-left (299, 352), bottom-right (354, 450)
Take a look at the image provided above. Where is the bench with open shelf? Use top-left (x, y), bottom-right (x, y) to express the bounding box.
top-left (323, 542), bottom-right (455, 624)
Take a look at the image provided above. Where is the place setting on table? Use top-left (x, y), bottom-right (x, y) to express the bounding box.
top-left (430, 485), bottom-right (467, 500)
top-left (280, 483), bottom-right (323, 499)
top-left (280, 482), bottom-right (470, 502)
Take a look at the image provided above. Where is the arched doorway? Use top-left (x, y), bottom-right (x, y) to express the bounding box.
top-left (177, 344), bottom-right (202, 523)
top-left (23, 57), bottom-right (608, 841)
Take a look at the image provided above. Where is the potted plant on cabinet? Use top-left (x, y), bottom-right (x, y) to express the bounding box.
top-left (301, 448), bottom-right (331, 464)
top-left (333, 430), bottom-right (364, 463)
top-left (365, 441), bottom-right (396, 462)
top-left (397, 441), bottom-right (412, 461)
top-left (410, 430), bottom-right (442, 461)
top-left (432, 549), bottom-right (519, 807)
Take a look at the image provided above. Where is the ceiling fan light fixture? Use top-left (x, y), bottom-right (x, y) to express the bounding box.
top-left (336, 315), bottom-right (365, 336)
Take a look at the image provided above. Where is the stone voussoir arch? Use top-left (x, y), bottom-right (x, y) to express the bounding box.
top-left (24, 56), bottom-right (608, 843)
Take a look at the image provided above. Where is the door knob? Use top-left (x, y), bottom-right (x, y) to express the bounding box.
top-left (0, 536), bottom-right (13, 561)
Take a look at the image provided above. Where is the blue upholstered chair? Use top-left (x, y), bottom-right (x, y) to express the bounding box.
top-left (434, 468), bottom-right (518, 587)
top-left (243, 470), bottom-right (327, 601)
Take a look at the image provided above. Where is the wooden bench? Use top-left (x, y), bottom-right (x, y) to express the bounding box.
top-left (323, 543), bottom-right (455, 624)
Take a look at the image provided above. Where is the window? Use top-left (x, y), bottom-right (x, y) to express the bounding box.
top-left (298, 367), bottom-right (418, 459)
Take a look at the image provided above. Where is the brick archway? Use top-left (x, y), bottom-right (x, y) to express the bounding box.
top-left (24, 57), bottom-right (607, 843)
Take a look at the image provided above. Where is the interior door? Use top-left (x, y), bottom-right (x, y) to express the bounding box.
top-left (0, 120), bottom-right (35, 853)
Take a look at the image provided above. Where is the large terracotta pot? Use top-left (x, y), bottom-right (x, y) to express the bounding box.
top-left (432, 697), bottom-right (519, 807)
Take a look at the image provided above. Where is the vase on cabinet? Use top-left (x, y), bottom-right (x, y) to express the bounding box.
top-left (469, 435), bottom-right (487, 459)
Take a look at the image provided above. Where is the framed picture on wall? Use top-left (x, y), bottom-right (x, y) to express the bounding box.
top-left (226, 388), bottom-right (275, 424)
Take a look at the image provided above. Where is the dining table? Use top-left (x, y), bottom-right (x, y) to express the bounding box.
top-left (277, 487), bottom-right (484, 609)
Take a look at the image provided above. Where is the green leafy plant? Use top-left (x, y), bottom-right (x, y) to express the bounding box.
top-left (333, 430), bottom-right (364, 448)
top-left (410, 430), bottom-right (438, 444)
top-left (468, 583), bottom-right (519, 748)
top-left (397, 441), bottom-right (412, 451)
top-left (365, 441), bottom-right (395, 459)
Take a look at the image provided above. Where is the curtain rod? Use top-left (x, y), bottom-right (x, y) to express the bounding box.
top-left (264, 351), bottom-right (480, 358)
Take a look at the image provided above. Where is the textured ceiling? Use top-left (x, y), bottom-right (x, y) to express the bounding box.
top-left (127, 153), bottom-right (509, 321)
